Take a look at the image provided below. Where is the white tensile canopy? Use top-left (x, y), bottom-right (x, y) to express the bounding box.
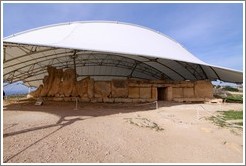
top-left (3, 21), bottom-right (243, 87)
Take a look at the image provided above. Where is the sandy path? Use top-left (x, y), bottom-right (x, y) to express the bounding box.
top-left (2, 100), bottom-right (243, 163)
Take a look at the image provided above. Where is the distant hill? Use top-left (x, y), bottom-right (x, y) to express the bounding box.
top-left (3, 81), bottom-right (36, 96)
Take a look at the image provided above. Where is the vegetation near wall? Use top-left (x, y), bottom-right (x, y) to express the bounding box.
top-left (222, 86), bottom-right (239, 92)
top-left (213, 85), bottom-right (243, 103)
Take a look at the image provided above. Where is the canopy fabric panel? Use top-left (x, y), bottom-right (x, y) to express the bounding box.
top-left (3, 21), bottom-right (243, 87)
top-left (4, 21), bottom-right (207, 65)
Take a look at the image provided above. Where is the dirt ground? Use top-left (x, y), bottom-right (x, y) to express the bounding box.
top-left (2, 100), bottom-right (244, 163)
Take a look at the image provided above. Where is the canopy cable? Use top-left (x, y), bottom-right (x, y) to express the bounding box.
top-left (72, 50), bottom-right (78, 81)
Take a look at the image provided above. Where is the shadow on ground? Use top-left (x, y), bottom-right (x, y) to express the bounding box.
top-left (3, 99), bottom-right (199, 138)
top-left (2, 99), bottom-right (192, 163)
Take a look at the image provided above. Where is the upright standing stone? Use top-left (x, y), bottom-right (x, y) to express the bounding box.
top-left (48, 68), bottom-right (63, 96)
top-left (62, 68), bottom-right (76, 97)
top-left (40, 66), bottom-right (56, 96)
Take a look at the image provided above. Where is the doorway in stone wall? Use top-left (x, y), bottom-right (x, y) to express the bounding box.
top-left (157, 87), bottom-right (167, 101)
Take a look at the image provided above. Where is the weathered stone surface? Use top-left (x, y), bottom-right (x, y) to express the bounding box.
top-left (62, 68), bottom-right (76, 97)
top-left (173, 97), bottom-right (205, 103)
top-left (164, 87), bottom-right (173, 101)
top-left (115, 98), bottom-right (133, 103)
top-left (132, 99), bottom-right (140, 103)
top-left (194, 80), bottom-right (213, 98)
top-left (103, 98), bottom-right (115, 103)
top-left (94, 81), bottom-right (111, 98)
top-left (76, 77), bottom-right (89, 98)
top-left (138, 84), bottom-right (152, 88)
top-left (29, 85), bottom-right (43, 98)
top-left (136, 99), bottom-right (148, 103)
top-left (79, 98), bottom-right (90, 102)
top-left (42, 97), bottom-right (50, 101)
top-left (139, 87), bottom-right (151, 99)
top-left (91, 98), bottom-right (103, 103)
top-left (128, 87), bottom-right (140, 99)
top-left (47, 68), bottom-right (63, 97)
top-left (172, 88), bottom-right (183, 98)
top-left (71, 97), bottom-right (79, 102)
top-left (40, 66), bottom-right (57, 96)
top-left (146, 98), bottom-right (156, 102)
top-left (151, 87), bottom-right (157, 100)
top-left (53, 97), bottom-right (64, 101)
top-left (128, 82), bottom-right (139, 87)
top-left (112, 79), bottom-right (128, 98)
top-left (64, 97), bottom-right (72, 102)
top-left (71, 86), bottom-right (78, 97)
top-left (87, 78), bottom-right (94, 99)
top-left (43, 75), bottom-right (48, 84)
top-left (175, 81), bottom-right (194, 88)
top-left (183, 88), bottom-right (194, 98)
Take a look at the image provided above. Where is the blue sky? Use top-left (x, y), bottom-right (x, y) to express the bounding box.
top-left (3, 81), bottom-right (36, 95)
top-left (3, 2), bottom-right (243, 71)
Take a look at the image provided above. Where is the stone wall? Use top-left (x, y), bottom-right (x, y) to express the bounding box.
top-left (29, 66), bottom-right (213, 103)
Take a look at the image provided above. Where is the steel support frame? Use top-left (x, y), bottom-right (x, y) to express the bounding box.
top-left (175, 61), bottom-right (207, 80)
top-left (8, 53), bottom-right (170, 82)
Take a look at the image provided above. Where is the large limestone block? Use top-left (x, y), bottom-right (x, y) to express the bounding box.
top-left (64, 97), bottom-right (72, 102)
top-left (87, 79), bottom-right (94, 99)
top-left (138, 84), bottom-right (152, 88)
top-left (62, 68), bottom-right (76, 97)
top-left (183, 88), bottom-right (194, 98)
top-left (91, 98), bottom-right (103, 103)
top-left (140, 87), bottom-right (151, 99)
top-left (103, 98), bottom-right (115, 103)
top-left (71, 86), bottom-right (78, 97)
top-left (48, 68), bottom-right (63, 97)
top-left (94, 81), bottom-right (111, 98)
top-left (128, 82), bottom-right (139, 87)
top-left (40, 66), bottom-right (57, 96)
top-left (132, 99), bottom-right (141, 103)
top-left (132, 98), bottom-right (150, 103)
top-left (137, 99), bottom-right (148, 103)
top-left (146, 98), bottom-right (156, 102)
top-left (173, 97), bottom-right (205, 103)
top-left (53, 97), bottom-right (64, 101)
top-left (172, 88), bottom-right (183, 98)
top-left (151, 87), bottom-right (157, 100)
top-left (194, 80), bottom-right (213, 98)
top-left (128, 87), bottom-right (140, 98)
top-left (115, 98), bottom-right (133, 103)
top-left (76, 77), bottom-right (89, 98)
top-left (176, 81), bottom-right (194, 88)
top-left (112, 79), bottom-right (128, 98)
top-left (28, 85), bottom-right (43, 98)
top-left (164, 87), bottom-right (173, 101)
top-left (79, 98), bottom-right (90, 102)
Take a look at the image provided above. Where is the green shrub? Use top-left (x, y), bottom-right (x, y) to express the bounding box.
top-left (208, 110), bottom-right (243, 127)
top-left (219, 110), bottom-right (243, 120)
top-left (226, 95), bottom-right (243, 103)
top-left (223, 86), bottom-right (239, 92)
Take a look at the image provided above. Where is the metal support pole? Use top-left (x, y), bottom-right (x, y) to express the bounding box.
top-left (4, 47), bottom-right (6, 62)
top-left (74, 97), bottom-right (78, 110)
top-left (129, 62), bottom-right (138, 78)
top-left (155, 101), bottom-right (158, 110)
top-left (72, 50), bottom-right (77, 81)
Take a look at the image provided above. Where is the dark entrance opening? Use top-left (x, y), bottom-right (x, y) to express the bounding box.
top-left (157, 87), bottom-right (166, 101)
